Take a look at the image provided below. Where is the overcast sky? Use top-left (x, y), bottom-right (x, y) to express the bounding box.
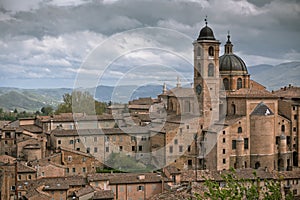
top-left (0, 0), bottom-right (299, 89)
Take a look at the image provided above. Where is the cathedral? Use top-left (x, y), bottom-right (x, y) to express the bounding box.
top-left (156, 21), bottom-right (300, 172)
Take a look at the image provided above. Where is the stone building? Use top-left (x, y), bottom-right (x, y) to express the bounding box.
top-left (156, 21), bottom-right (300, 172)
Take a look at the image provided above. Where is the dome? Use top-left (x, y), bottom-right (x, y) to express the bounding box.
top-left (197, 26), bottom-right (215, 40)
top-left (219, 54), bottom-right (248, 74)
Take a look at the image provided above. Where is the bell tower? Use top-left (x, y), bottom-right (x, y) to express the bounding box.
top-left (193, 19), bottom-right (220, 127)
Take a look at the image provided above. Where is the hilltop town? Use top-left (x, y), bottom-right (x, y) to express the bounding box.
top-left (1, 23), bottom-right (300, 200)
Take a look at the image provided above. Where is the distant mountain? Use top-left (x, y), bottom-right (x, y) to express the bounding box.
top-left (0, 88), bottom-right (72, 112)
top-left (0, 85), bottom-right (163, 112)
top-left (248, 61), bottom-right (300, 90)
top-left (1, 61), bottom-right (299, 112)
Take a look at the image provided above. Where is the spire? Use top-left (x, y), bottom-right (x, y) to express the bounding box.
top-left (224, 31), bottom-right (233, 54)
top-left (205, 15), bottom-right (208, 26)
top-left (176, 76), bottom-right (181, 88)
top-left (163, 82), bottom-right (167, 94)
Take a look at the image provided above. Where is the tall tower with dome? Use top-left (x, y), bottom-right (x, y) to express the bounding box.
top-left (193, 19), bottom-right (220, 127)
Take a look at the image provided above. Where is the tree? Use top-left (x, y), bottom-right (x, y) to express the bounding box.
top-left (41, 106), bottom-right (53, 115)
top-left (196, 169), bottom-right (294, 200)
top-left (55, 91), bottom-right (107, 115)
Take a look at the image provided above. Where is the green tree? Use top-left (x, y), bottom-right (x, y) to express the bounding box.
top-left (55, 91), bottom-right (107, 115)
top-left (41, 106), bottom-right (54, 115)
top-left (196, 169), bottom-right (293, 200)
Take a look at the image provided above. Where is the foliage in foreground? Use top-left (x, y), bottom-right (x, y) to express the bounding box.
top-left (105, 153), bottom-right (154, 173)
top-left (195, 168), bottom-right (293, 200)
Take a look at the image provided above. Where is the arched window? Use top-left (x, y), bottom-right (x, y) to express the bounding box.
top-left (255, 162), bottom-right (260, 169)
top-left (208, 63), bottom-right (214, 77)
top-left (238, 127), bottom-right (242, 133)
top-left (281, 125), bottom-right (285, 132)
top-left (223, 78), bottom-right (229, 90)
top-left (197, 47), bottom-right (201, 56)
top-left (197, 63), bottom-right (201, 77)
top-left (237, 78), bottom-right (243, 90)
top-left (231, 104), bottom-right (236, 115)
top-left (208, 46), bottom-right (214, 56)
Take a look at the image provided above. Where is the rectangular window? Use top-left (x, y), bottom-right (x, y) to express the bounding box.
top-left (119, 136), bottom-right (123, 142)
top-left (94, 147), bottom-right (98, 153)
top-left (131, 136), bottom-right (136, 141)
top-left (72, 168), bottom-right (76, 173)
top-left (293, 127), bottom-right (297, 132)
top-left (76, 148), bottom-right (80, 151)
top-left (106, 146), bottom-right (109, 152)
top-left (223, 131), bottom-right (226, 135)
top-left (179, 145), bottom-right (183, 152)
top-left (119, 146), bottom-right (123, 151)
top-left (68, 156), bottom-right (72, 161)
top-left (223, 138), bottom-right (226, 143)
top-left (139, 145), bottom-right (143, 151)
top-left (232, 140), bottom-right (237, 150)
top-left (94, 137), bottom-right (97, 142)
top-left (76, 138), bottom-right (80, 143)
top-left (132, 146), bottom-right (135, 151)
top-left (244, 138), bottom-right (249, 149)
top-left (18, 175), bottom-right (21, 180)
top-left (294, 115), bottom-right (298, 120)
top-left (87, 147), bottom-right (90, 153)
top-left (186, 125), bottom-right (189, 129)
top-left (293, 106), bottom-right (296, 111)
top-left (276, 136), bottom-right (280, 145)
top-left (137, 185), bottom-right (144, 191)
top-left (141, 136), bottom-right (147, 141)
top-left (105, 136), bottom-right (109, 142)
top-left (188, 159), bottom-right (192, 166)
top-left (69, 140), bottom-right (74, 144)
top-left (187, 145), bottom-right (191, 152)
top-left (223, 159), bottom-right (226, 164)
top-left (58, 140), bottom-right (61, 144)
top-left (223, 149), bottom-right (226, 154)
top-left (82, 167), bottom-right (86, 173)
top-left (169, 146), bottom-right (173, 153)
top-left (287, 136), bottom-right (291, 145)
top-left (174, 139), bottom-right (178, 145)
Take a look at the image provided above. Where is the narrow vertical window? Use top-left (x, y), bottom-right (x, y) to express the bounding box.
top-left (208, 63), bottom-right (214, 77)
top-left (208, 46), bottom-right (214, 56)
top-left (223, 78), bottom-right (229, 90)
top-left (237, 78), bottom-right (242, 90)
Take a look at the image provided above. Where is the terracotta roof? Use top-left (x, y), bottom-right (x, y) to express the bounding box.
top-left (18, 163), bottom-right (36, 173)
top-left (59, 147), bottom-right (93, 158)
top-left (75, 185), bottom-right (95, 197)
top-left (39, 113), bottom-right (114, 122)
top-left (93, 190), bottom-right (114, 199)
top-left (128, 104), bottom-right (151, 110)
top-left (227, 88), bottom-right (277, 98)
top-left (0, 120), bottom-right (10, 128)
top-left (0, 155), bottom-right (16, 164)
top-left (129, 97), bottom-right (154, 105)
top-left (20, 125), bottom-right (43, 133)
top-left (164, 87), bottom-right (195, 98)
top-left (88, 173), bottom-right (169, 184)
top-left (223, 115), bottom-right (245, 126)
top-left (164, 165), bottom-right (181, 174)
top-left (273, 85), bottom-right (300, 98)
